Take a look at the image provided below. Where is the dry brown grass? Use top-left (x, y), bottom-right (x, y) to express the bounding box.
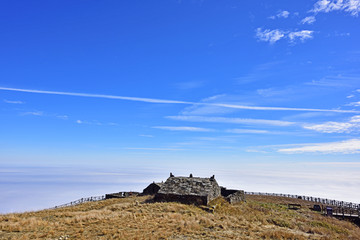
top-left (0, 195), bottom-right (359, 239)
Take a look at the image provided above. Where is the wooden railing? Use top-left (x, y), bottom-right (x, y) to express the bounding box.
top-left (245, 191), bottom-right (360, 211)
top-left (49, 195), bottom-right (105, 209)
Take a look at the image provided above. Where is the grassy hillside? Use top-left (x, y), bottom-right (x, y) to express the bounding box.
top-left (1, 195), bottom-right (359, 239)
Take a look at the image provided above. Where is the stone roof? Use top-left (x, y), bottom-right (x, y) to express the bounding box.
top-left (157, 175), bottom-right (218, 197)
top-left (142, 182), bottom-right (164, 195)
top-left (154, 182), bottom-right (164, 187)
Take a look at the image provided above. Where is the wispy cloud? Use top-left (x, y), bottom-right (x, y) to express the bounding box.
top-left (139, 134), bottom-right (154, 138)
top-left (255, 28), bottom-right (285, 44)
top-left (226, 129), bottom-right (270, 134)
top-left (21, 111), bottom-right (43, 116)
top-left (76, 119), bottom-right (118, 126)
top-left (1, 86), bottom-right (359, 113)
top-left (256, 29), bottom-right (314, 44)
top-left (311, 0), bottom-right (360, 16)
top-left (303, 115), bottom-right (360, 133)
top-left (256, 87), bottom-right (294, 98)
top-left (305, 75), bottom-right (360, 87)
top-left (269, 10), bottom-right (290, 19)
top-left (124, 147), bottom-right (184, 151)
top-left (349, 101), bottom-right (360, 106)
top-left (56, 115), bottom-right (69, 120)
top-left (206, 102), bottom-right (358, 113)
top-left (300, 16), bottom-right (316, 24)
top-left (174, 81), bottom-right (204, 90)
top-left (278, 139), bottom-right (360, 154)
top-left (180, 94), bottom-right (235, 115)
top-left (333, 31), bottom-right (351, 37)
top-left (167, 115), bottom-right (296, 127)
top-left (0, 87), bottom-right (191, 104)
top-left (20, 110), bottom-right (69, 120)
top-left (235, 61), bottom-right (284, 84)
top-left (4, 99), bottom-right (24, 104)
top-left (153, 126), bottom-right (213, 132)
top-left (288, 30), bottom-right (314, 42)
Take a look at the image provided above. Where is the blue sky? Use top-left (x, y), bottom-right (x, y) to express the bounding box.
top-left (1, 0), bottom-right (360, 212)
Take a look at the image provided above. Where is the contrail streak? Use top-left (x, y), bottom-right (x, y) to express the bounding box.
top-left (1, 86), bottom-right (359, 113)
top-left (0, 87), bottom-right (191, 104)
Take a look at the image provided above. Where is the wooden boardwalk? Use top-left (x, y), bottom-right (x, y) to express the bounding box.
top-left (246, 191), bottom-right (360, 220)
top-left (329, 208), bottom-right (360, 220)
top-left (332, 212), bottom-right (359, 218)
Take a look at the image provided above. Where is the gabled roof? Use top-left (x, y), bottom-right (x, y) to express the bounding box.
top-left (158, 176), bottom-right (217, 196)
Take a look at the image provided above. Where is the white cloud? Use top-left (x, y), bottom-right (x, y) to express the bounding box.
top-left (56, 115), bottom-right (69, 120)
top-left (304, 122), bottom-right (352, 133)
top-left (269, 10), bottom-right (290, 19)
top-left (0, 86), bottom-right (191, 105)
top-left (311, 0), bottom-right (360, 16)
top-left (167, 115), bottom-right (295, 127)
top-left (124, 147), bottom-right (183, 151)
top-left (1, 86), bottom-right (360, 113)
top-left (347, 94), bottom-right (355, 98)
top-left (256, 29), bottom-right (314, 44)
top-left (306, 75), bottom-right (360, 87)
top-left (278, 139), bottom-right (360, 154)
top-left (180, 94), bottom-right (235, 115)
top-left (312, 0), bottom-right (343, 13)
top-left (20, 110), bottom-right (70, 120)
top-left (76, 119), bottom-right (117, 126)
top-left (4, 99), bottom-right (24, 104)
top-left (153, 126), bottom-right (213, 132)
top-left (333, 32), bottom-right (351, 37)
top-left (256, 87), bottom-right (294, 97)
top-left (255, 28), bottom-right (285, 44)
top-left (303, 115), bottom-right (360, 133)
top-left (288, 30), bottom-right (314, 42)
top-left (278, 10), bottom-right (290, 18)
top-left (208, 102), bottom-right (358, 113)
top-left (22, 111), bottom-right (43, 116)
top-left (139, 134), bottom-right (154, 138)
top-left (349, 101), bottom-right (360, 106)
top-left (301, 16), bottom-right (316, 24)
top-left (226, 129), bottom-right (270, 134)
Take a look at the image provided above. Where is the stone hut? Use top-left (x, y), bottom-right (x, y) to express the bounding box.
top-left (154, 173), bottom-right (221, 205)
top-left (142, 182), bottom-right (163, 195)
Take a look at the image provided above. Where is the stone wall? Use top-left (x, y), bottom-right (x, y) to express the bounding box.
top-left (225, 190), bottom-right (246, 204)
top-left (208, 177), bottom-right (221, 202)
top-left (221, 187), bottom-right (238, 197)
top-left (154, 193), bottom-right (208, 205)
top-left (105, 192), bottom-right (139, 199)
